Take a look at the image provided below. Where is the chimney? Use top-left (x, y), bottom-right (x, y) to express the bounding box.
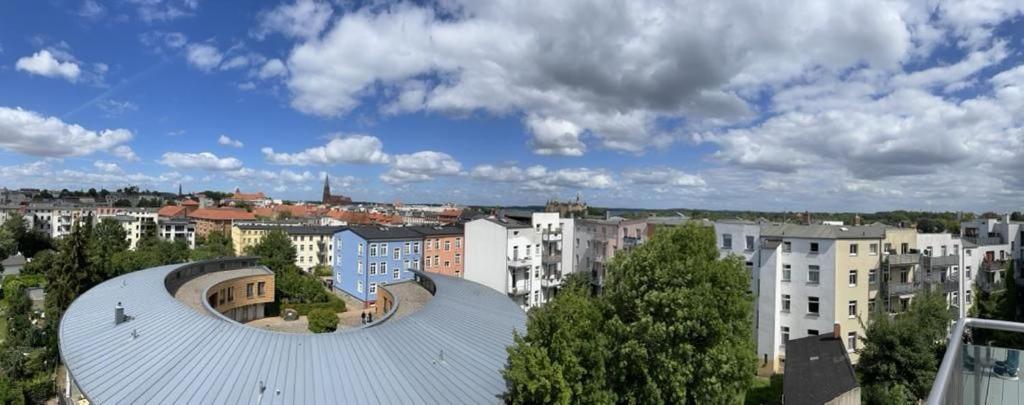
top-left (115, 302), bottom-right (126, 325)
top-left (804, 211), bottom-right (811, 225)
top-left (853, 214), bottom-right (862, 226)
top-left (833, 322), bottom-right (841, 339)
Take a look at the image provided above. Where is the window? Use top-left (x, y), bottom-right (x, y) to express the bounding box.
top-left (369, 282), bottom-right (377, 294)
top-left (369, 243), bottom-right (377, 256)
top-left (808, 265), bottom-right (820, 284)
top-left (455, 237), bottom-right (461, 248)
top-left (848, 300), bottom-right (857, 318)
top-left (869, 298), bottom-right (876, 312)
top-left (393, 268), bottom-right (400, 280)
top-left (380, 242), bottom-right (388, 255)
top-left (808, 296), bottom-right (820, 315)
top-left (404, 242), bottom-right (410, 255)
top-left (966, 290), bottom-right (972, 304)
top-left (257, 281), bottom-right (266, 296)
top-left (941, 245), bottom-right (948, 256)
top-left (966, 266), bottom-right (972, 279)
top-left (369, 262), bottom-right (377, 275)
top-left (781, 326), bottom-right (790, 345)
top-left (901, 243), bottom-right (909, 254)
top-left (746, 235), bottom-right (755, 250)
top-left (246, 283), bottom-right (254, 298)
top-left (807, 329), bottom-right (819, 336)
top-left (445, 240), bottom-right (451, 251)
top-left (884, 242), bottom-right (892, 253)
top-left (357, 280), bottom-right (364, 293)
top-left (455, 253), bottom-right (461, 264)
top-left (847, 332), bottom-right (857, 352)
top-left (380, 262), bottom-right (387, 275)
top-left (781, 294), bottom-right (791, 312)
top-left (782, 264), bottom-right (791, 282)
top-left (783, 241), bottom-right (791, 252)
top-left (444, 260), bottom-right (450, 268)
top-left (849, 243), bottom-right (859, 256)
top-left (227, 287), bottom-right (234, 302)
top-left (357, 262), bottom-right (363, 274)
top-left (810, 242), bottom-right (819, 253)
top-left (414, 242), bottom-right (420, 254)
top-left (899, 270), bottom-right (908, 283)
top-left (869, 269), bottom-right (877, 284)
top-left (393, 247), bottom-right (400, 260)
top-left (722, 234), bottom-right (732, 249)
top-left (870, 243), bottom-right (878, 255)
top-left (404, 260), bottom-right (410, 271)
top-left (849, 270), bottom-right (858, 286)
top-left (433, 256), bottom-right (439, 266)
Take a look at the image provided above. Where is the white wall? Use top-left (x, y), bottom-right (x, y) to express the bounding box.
top-left (464, 219), bottom-right (509, 294)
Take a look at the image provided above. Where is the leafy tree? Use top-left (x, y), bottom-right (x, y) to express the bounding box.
top-left (0, 223), bottom-right (16, 262)
top-left (88, 218), bottom-right (129, 282)
top-left (44, 221), bottom-right (90, 321)
top-left (503, 224), bottom-right (755, 403)
top-left (112, 199), bottom-right (132, 207)
top-left (20, 250), bottom-right (56, 276)
top-left (190, 230), bottom-right (235, 261)
top-left (971, 264), bottom-right (1024, 348)
top-left (858, 290), bottom-right (952, 401)
top-left (307, 308), bottom-right (338, 333)
top-left (4, 282), bottom-right (34, 349)
top-left (246, 230), bottom-right (296, 274)
top-left (313, 264), bottom-right (333, 277)
top-left (915, 217), bottom-right (945, 233)
top-left (862, 382), bottom-right (914, 405)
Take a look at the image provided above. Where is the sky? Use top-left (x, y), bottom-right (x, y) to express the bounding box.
top-left (2, 1), bottom-right (1024, 212)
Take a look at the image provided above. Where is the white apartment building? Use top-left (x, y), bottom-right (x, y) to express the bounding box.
top-left (96, 207), bottom-right (159, 250)
top-left (465, 216), bottom-right (543, 310)
top-left (531, 212), bottom-right (573, 303)
top-left (714, 219), bottom-right (762, 333)
top-left (159, 218), bottom-right (196, 248)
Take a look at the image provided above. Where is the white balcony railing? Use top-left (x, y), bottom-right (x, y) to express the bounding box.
top-left (928, 318), bottom-right (1024, 404)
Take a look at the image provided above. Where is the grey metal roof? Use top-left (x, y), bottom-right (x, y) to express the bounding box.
top-left (235, 224), bottom-right (347, 236)
top-left (760, 223), bottom-right (885, 239)
top-left (59, 259), bottom-right (527, 404)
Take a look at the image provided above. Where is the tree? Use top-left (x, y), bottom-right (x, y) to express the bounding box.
top-left (915, 217), bottom-right (945, 233)
top-left (190, 230), bottom-right (235, 261)
top-left (20, 250), bottom-right (56, 276)
top-left (858, 290), bottom-right (953, 401)
top-left (307, 308), bottom-right (339, 333)
top-left (971, 263), bottom-right (1024, 348)
top-left (44, 221), bottom-right (90, 320)
top-left (0, 222), bottom-right (16, 261)
top-left (246, 230), bottom-right (296, 274)
top-left (88, 218), bottom-right (129, 282)
top-left (503, 224), bottom-right (755, 403)
top-left (113, 199), bottom-right (132, 207)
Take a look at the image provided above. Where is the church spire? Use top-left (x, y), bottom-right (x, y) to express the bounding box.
top-left (322, 174), bottom-right (331, 204)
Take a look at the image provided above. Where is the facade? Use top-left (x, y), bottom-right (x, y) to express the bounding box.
top-left (232, 224), bottom-right (344, 272)
top-left (464, 217), bottom-right (543, 310)
top-left (715, 219), bottom-right (762, 329)
top-left (188, 207), bottom-right (256, 238)
top-left (95, 207), bottom-right (159, 250)
top-left (332, 226), bottom-right (423, 305)
top-left (158, 218), bottom-right (196, 248)
top-left (575, 216), bottom-right (647, 293)
top-left (756, 223), bottom-right (885, 376)
top-left (410, 225), bottom-right (465, 277)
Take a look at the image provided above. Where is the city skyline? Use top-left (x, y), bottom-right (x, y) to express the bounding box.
top-left (2, 1), bottom-right (1024, 211)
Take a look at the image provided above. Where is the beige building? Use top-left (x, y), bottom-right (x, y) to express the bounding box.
top-left (232, 224), bottom-right (344, 272)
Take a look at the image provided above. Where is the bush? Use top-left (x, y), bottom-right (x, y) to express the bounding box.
top-left (307, 308), bottom-right (338, 333)
top-left (266, 294), bottom-right (346, 317)
top-left (19, 374), bottom-right (53, 404)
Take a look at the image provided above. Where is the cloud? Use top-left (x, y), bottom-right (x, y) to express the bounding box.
top-left (97, 99), bottom-right (139, 117)
top-left (262, 134), bottom-right (390, 165)
top-left (78, 0), bottom-right (106, 19)
top-left (185, 43), bottom-right (223, 72)
top-left (139, 31), bottom-right (188, 50)
top-left (254, 0), bottom-right (333, 40)
top-left (0, 106), bottom-right (133, 158)
top-left (129, 0), bottom-right (199, 22)
top-left (219, 55), bottom-right (251, 71)
top-left (0, 160), bottom-right (191, 190)
top-left (469, 164), bottom-right (615, 190)
top-left (111, 145), bottom-right (140, 161)
top-left (218, 134), bottom-right (244, 148)
top-left (381, 151), bottom-right (462, 184)
top-left (15, 50), bottom-right (81, 82)
top-left (258, 59), bottom-right (288, 79)
top-left (623, 167), bottom-right (705, 187)
top-left (159, 152), bottom-right (243, 170)
top-left (93, 160), bottom-right (122, 173)
top-left (525, 115), bottom-right (585, 156)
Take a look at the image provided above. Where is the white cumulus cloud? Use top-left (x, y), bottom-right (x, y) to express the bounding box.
top-left (15, 50), bottom-right (81, 82)
top-left (218, 134), bottom-right (244, 148)
top-left (159, 152), bottom-right (243, 170)
top-left (262, 135), bottom-right (390, 165)
top-left (0, 106), bottom-right (133, 157)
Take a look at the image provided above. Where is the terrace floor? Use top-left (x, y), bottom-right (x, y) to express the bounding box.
top-left (963, 346), bottom-right (1024, 404)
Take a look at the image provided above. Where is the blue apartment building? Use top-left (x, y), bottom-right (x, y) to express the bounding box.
top-left (333, 226), bottom-right (424, 304)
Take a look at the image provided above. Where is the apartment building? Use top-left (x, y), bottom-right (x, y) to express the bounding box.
top-left (410, 225), bottom-right (464, 277)
top-left (575, 216), bottom-right (647, 293)
top-left (464, 217), bottom-right (543, 310)
top-left (332, 226), bottom-right (423, 305)
top-left (95, 207), bottom-right (159, 250)
top-left (960, 216), bottom-right (1017, 294)
top-left (232, 224), bottom-right (345, 272)
top-left (756, 223), bottom-right (884, 376)
top-left (188, 207), bottom-right (256, 238)
top-left (158, 217), bottom-right (196, 248)
top-left (715, 219), bottom-right (762, 331)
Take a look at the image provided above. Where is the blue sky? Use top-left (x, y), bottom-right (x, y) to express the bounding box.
top-left (2, 1), bottom-right (1024, 211)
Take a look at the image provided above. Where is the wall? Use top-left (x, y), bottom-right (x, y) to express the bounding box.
top-left (775, 237), bottom-right (838, 372)
top-left (332, 230), bottom-right (421, 304)
top-left (464, 219), bottom-right (509, 294)
top-left (422, 234), bottom-right (464, 277)
top-left (834, 237), bottom-right (882, 362)
top-left (205, 273), bottom-right (275, 322)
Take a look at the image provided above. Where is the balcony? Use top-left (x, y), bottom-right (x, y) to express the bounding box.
top-left (978, 276), bottom-right (1006, 293)
top-left (509, 281), bottom-right (531, 295)
top-left (623, 236), bottom-right (642, 248)
top-left (888, 281), bottom-right (922, 295)
top-left (542, 229), bottom-right (563, 242)
top-left (926, 318), bottom-right (1024, 404)
top-left (542, 252), bottom-right (562, 264)
top-left (982, 260), bottom-right (1008, 272)
top-left (887, 253), bottom-right (921, 266)
top-left (963, 235), bottom-right (1005, 246)
top-left (925, 255), bottom-right (959, 268)
top-left (507, 256), bottom-right (532, 268)
top-left (541, 276), bottom-right (562, 288)
top-left (594, 254), bottom-right (606, 264)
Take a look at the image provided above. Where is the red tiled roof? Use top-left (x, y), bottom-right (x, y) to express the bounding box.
top-left (181, 199), bottom-right (199, 206)
top-left (231, 192), bottom-right (267, 201)
top-left (158, 206), bottom-right (187, 218)
top-left (188, 207), bottom-right (256, 221)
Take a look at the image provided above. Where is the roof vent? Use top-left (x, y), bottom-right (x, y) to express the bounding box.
top-left (115, 302), bottom-right (126, 325)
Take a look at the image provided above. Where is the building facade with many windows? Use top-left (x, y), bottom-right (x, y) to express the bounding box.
top-left (332, 226), bottom-right (423, 305)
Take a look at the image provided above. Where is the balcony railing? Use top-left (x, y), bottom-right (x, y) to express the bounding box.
top-left (927, 318), bottom-right (1024, 404)
top-left (982, 260), bottom-right (1008, 272)
top-left (977, 276), bottom-right (1005, 293)
top-left (623, 236), bottom-right (642, 247)
top-left (541, 276), bottom-right (562, 288)
top-left (888, 281), bottom-right (921, 295)
top-left (887, 253), bottom-right (921, 266)
top-left (542, 229), bottom-right (563, 242)
top-left (963, 235), bottom-right (1005, 246)
top-left (507, 256), bottom-right (532, 268)
top-left (509, 282), bottom-right (531, 295)
top-left (542, 252), bottom-right (561, 264)
top-left (924, 255), bottom-right (959, 268)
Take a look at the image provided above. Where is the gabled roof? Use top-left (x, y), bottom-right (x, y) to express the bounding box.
top-left (187, 207), bottom-right (256, 221)
top-left (784, 334), bottom-right (859, 405)
top-left (230, 191), bottom-right (267, 201)
top-left (157, 205), bottom-right (187, 218)
top-left (408, 225), bottom-right (464, 237)
top-left (761, 223), bottom-right (885, 240)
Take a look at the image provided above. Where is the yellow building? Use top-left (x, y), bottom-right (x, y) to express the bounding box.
top-left (231, 224), bottom-right (344, 272)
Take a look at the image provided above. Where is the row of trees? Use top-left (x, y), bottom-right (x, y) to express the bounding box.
top-left (503, 224), bottom-right (755, 403)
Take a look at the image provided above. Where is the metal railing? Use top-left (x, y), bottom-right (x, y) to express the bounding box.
top-left (888, 253), bottom-right (921, 266)
top-left (924, 255), bottom-right (959, 268)
top-left (927, 318), bottom-right (1024, 404)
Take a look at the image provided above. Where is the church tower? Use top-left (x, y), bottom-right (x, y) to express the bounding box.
top-left (322, 175), bottom-right (331, 204)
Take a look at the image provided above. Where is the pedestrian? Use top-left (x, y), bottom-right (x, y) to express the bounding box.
top-left (360, 311), bottom-right (366, 324)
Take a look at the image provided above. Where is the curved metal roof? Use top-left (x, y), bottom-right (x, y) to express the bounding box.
top-left (58, 259), bottom-right (526, 404)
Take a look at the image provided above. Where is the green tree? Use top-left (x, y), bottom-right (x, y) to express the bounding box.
top-left (503, 224), bottom-right (755, 403)
top-left (307, 308), bottom-right (339, 333)
top-left (113, 199), bottom-right (132, 207)
top-left (44, 221), bottom-right (90, 321)
top-left (245, 230), bottom-right (296, 273)
top-left (190, 230), bottom-right (235, 261)
top-left (88, 218), bottom-right (129, 281)
top-left (971, 264), bottom-right (1024, 347)
top-left (21, 250), bottom-right (56, 276)
top-left (858, 290), bottom-right (953, 401)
